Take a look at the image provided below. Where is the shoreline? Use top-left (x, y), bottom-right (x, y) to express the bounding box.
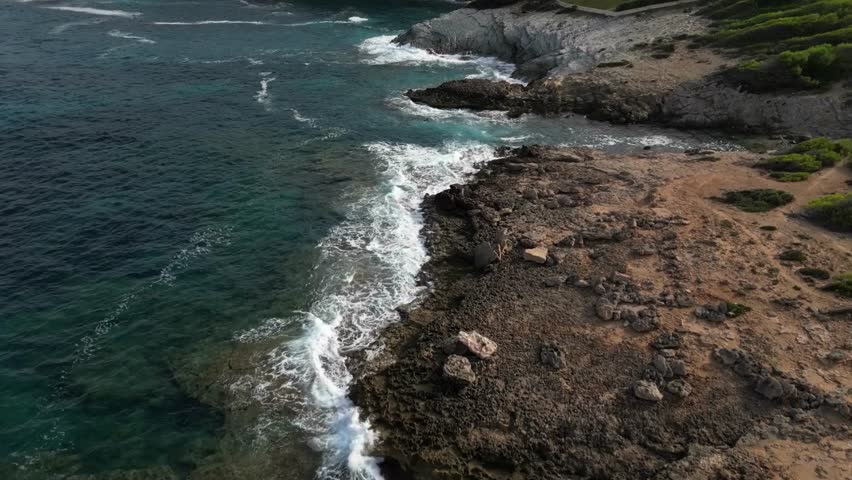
top-left (353, 145), bottom-right (852, 479)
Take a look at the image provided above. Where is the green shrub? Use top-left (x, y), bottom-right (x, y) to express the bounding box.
top-left (759, 153), bottom-right (822, 172)
top-left (725, 302), bottom-right (752, 317)
top-left (793, 138), bottom-right (852, 165)
top-left (824, 272), bottom-right (852, 297)
top-left (769, 171), bottom-right (811, 181)
top-left (720, 189), bottom-right (795, 212)
top-left (805, 192), bottom-right (852, 230)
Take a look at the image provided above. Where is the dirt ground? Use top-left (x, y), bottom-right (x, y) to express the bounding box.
top-left (353, 145), bottom-right (852, 480)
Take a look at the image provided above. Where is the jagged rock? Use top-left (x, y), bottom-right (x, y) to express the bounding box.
top-left (574, 279), bottom-right (590, 288)
top-left (595, 298), bottom-right (616, 321)
top-left (670, 359), bottom-right (687, 377)
top-left (634, 380), bottom-right (663, 402)
top-left (443, 355), bottom-right (476, 385)
top-left (695, 302), bottom-right (728, 322)
top-left (714, 348), bottom-right (741, 366)
top-left (652, 332), bottom-right (682, 350)
top-left (473, 241), bottom-right (498, 269)
top-left (543, 277), bottom-right (563, 288)
top-left (666, 379), bottom-right (693, 398)
top-left (523, 247), bottom-right (548, 264)
top-left (675, 291), bottom-right (695, 307)
top-left (523, 188), bottom-right (539, 201)
top-left (540, 344), bottom-right (562, 369)
top-left (457, 331), bottom-right (498, 359)
top-left (630, 308), bottom-right (659, 332)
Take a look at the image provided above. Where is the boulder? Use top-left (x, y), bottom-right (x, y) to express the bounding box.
top-left (443, 355), bottom-right (476, 386)
top-left (473, 241), bottom-right (498, 269)
top-left (755, 375), bottom-right (784, 400)
top-left (523, 247), bottom-right (548, 264)
top-left (634, 380), bottom-right (663, 402)
top-left (457, 331), bottom-right (498, 359)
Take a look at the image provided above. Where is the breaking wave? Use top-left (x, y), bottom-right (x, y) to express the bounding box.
top-left (238, 142), bottom-right (495, 478)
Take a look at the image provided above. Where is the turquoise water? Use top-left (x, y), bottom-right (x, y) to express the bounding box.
top-left (0, 1), bottom-right (735, 478)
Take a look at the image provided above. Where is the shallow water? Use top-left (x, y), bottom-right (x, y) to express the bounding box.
top-left (0, 0), bottom-right (736, 478)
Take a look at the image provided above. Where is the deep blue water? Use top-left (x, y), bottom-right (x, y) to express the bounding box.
top-left (0, 1), bottom-right (736, 478)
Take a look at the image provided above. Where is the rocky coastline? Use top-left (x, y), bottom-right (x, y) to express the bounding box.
top-left (396, 2), bottom-right (850, 136)
top-left (353, 145), bottom-right (852, 479)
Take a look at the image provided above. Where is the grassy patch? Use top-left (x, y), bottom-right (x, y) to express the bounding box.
top-left (805, 192), bottom-right (852, 231)
top-left (824, 272), bottom-right (852, 297)
top-left (798, 267), bottom-right (831, 280)
top-left (726, 302), bottom-right (752, 318)
top-left (759, 225), bottom-right (778, 230)
top-left (720, 189), bottom-right (795, 212)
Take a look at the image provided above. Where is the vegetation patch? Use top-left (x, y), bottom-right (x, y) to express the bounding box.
top-left (758, 153), bottom-right (821, 172)
top-left (699, 1), bottom-right (852, 92)
top-left (725, 302), bottom-right (752, 318)
top-left (720, 189), bottom-right (795, 212)
top-left (757, 137), bottom-right (852, 181)
top-left (804, 192), bottom-right (852, 231)
top-left (798, 267), bottom-right (831, 280)
top-left (759, 225), bottom-right (778, 231)
top-left (779, 249), bottom-right (806, 261)
top-left (824, 272), bottom-right (852, 297)
top-left (769, 171), bottom-right (811, 182)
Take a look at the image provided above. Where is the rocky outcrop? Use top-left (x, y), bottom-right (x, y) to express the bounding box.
top-left (395, 5), bottom-right (705, 80)
top-left (397, 4), bottom-right (851, 135)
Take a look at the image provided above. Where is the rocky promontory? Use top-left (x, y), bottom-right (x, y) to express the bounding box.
top-left (396, 2), bottom-right (851, 136)
top-left (354, 145), bottom-right (852, 479)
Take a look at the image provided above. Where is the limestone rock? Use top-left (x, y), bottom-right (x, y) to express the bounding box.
top-left (523, 247), bottom-right (548, 264)
top-left (457, 331), bottom-right (498, 359)
top-left (634, 380), bottom-right (663, 402)
top-left (443, 355), bottom-right (476, 386)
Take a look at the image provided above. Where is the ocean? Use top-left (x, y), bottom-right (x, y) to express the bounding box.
top-left (0, 1), bottom-right (734, 478)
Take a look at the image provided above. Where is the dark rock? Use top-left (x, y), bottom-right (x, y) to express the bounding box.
top-left (443, 355), bottom-right (476, 386)
top-left (666, 379), bottom-right (693, 398)
top-left (652, 332), bottom-right (682, 350)
top-left (540, 344), bottom-right (562, 369)
top-left (473, 241), bottom-right (498, 269)
top-left (755, 376), bottom-right (784, 400)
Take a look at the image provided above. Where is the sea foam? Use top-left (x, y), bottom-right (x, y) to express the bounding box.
top-left (358, 35), bottom-right (522, 84)
top-left (44, 6), bottom-right (142, 18)
top-left (239, 142), bottom-right (494, 478)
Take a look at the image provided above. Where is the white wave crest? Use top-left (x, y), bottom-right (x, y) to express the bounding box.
top-left (284, 16), bottom-right (369, 27)
top-left (238, 141), bottom-right (495, 478)
top-left (153, 20), bottom-right (270, 26)
top-left (108, 30), bottom-right (155, 44)
top-left (44, 6), bottom-right (142, 18)
top-left (388, 95), bottom-right (513, 124)
top-left (255, 72), bottom-right (276, 109)
top-left (358, 35), bottom-right (521, 84)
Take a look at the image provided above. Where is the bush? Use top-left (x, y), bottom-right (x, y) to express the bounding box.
top-left (805, 192), bottom-right (852, 230)
top-left (725, 302), bottom-right (752, 317)
top-left (721, 189), bottom-right (795, 212)
top-left (759, 153), bottom-right (821, 172)
top-left (779, 249), bottom-right (806, 261)
top-left (824, 272), bottom-right (852, 297)
top-left (769, 171), bottom-right (811, 181)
